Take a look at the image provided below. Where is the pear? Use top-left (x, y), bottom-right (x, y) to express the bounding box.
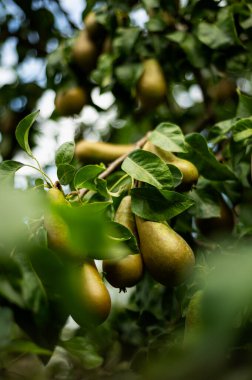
top-left (75, 140), bottom-right (135, 163)
top-left (196, 196), bottom-right (234, 240)
top-left (72, 30), bottom-right (98, 72)
top-left (84, 12), bottom-right (105, 41)
top-left (44, 187), bottom-right (70, 251)
top-left (143, 141), bottom-right (199, 189)
top-left (103, 196), bottom-right (144, 289)
top-left (137, 59), bottom-right (167, 109)
top-left (135, 217), bottom-right (195, 287)
top-left (55, 86), bottom-right (87, 116)
top-left (184, 290), bottom-right (204, 345)
top-left (65, 260), bottom-right (111, 326)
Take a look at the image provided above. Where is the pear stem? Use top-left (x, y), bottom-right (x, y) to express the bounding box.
top-left (70, 135), bottom-right (148, 199)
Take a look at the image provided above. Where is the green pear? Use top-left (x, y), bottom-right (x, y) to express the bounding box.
top-left (135, 216), bottom-right (195, 287)
top-left (137, 59), bottom-right (167, 109)
top-left (143, 141), bottom-right (199, 189)
top-left (103, 196), bottom-right (144, 289)
top-left (75, 140), bottom-right (135, 163)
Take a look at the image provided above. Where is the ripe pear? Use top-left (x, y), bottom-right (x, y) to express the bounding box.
top-left (65, 260), bottom-right (111, 326)
top-left (143, 141), bottom-right (199, 189)
top-left (135, 217), bottom-right (195, 287)
top-left (72, 30), bottom-right (98, 72)
top-left (84, 12), bottom-right (105, 41)
top-left (103, 196), bottom-right (143, 289)
top-left (184, 290), bottom-right (204, 345)
top-left (75, 140), bottom-right (135, 163)
top-left (44, 187), bottom-right (70, 251)
top-left (55, 86), bottom-right (87, 116)
top-left (196, 196), bottom-right (234, 240)
top-left (137, 59), bottom-right (167, 109)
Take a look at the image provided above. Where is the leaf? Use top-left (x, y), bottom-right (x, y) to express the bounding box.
top-left (121, 150), bottom-right (173, 189)
top-left (168, 164), bottom-right (183, 188)
top-left (57, 164), bottom-right (76, 186)
top-left (62, 337), bottom-right (103, 369)
top-left (0, 160), bottom-right (24, 185)
top-left (167, 31), bottom-right (206, 68)
top-left (180, 133), bottom-right (236, 180)
top-left (131, 187), bottom-right (194, 222)
top-left (197, 22), bottom-right (232, 49)
top-left (15, 110), bottom-right (40, 157)
top-left (115, 63), bottom-right (143, 90)
top-left (0, 307), bottom-right (14, 348)
top-left (236, 90), bottom-right (252, 118)
top-left (74, 165), bottom-right (104, 190)
top-left (149, 122), bottom-right (187, 153)
top-left (6, 340), bottom-right (52, 356)
top-left (188, 188), bottom-right (221, 218)
top-left (107, 221), bottom-right (139, 253)
top-left (55, 141), bottom-right (75, 166)
top-left (232, 118), bottom-right (252, 142)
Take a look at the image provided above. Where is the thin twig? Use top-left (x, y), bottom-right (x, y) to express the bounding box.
top-left (71, 135), bottom-right (148, 199)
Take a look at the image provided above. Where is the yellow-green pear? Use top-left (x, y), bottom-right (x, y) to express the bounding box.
top-left (44, 187), bottom-right (70, 251)
top-left (72, 30), bottom-right (98, 72)
top-left (75, 140), bottom-right (135, 163)
top-left (103, 196), bottom-right (144, 289)
top-left (184, 290), bottom-right (204, 345)
top-left (55, 86), bottom-right (87, 116)
top-left (137, 59), bottom-right (167, 109)
top-left (143, 141), bottom-right (199, 189)
top-left (65, 260), bottom-right (111, 326)
top-left (135, 217), bottom-right (195, 287)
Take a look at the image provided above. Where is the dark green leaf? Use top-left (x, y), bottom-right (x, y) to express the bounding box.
top-left (149, 122), bottom-right (187, 153)
top-left (0, 161), bottom-right (24, 185)
top-left (55, 142), bottom-right (75, 166)
top-left (62, 337), bottom-right (103, 369)
top-left (115, 63), bottom-right (143, 90)
top-left (232, 118), bottom-right (252, 142)
top-left (122, 150), bottom-right (173, 189)
top-left (107, 221), bottom-right (139, 253)
top-left (236, 91), bottom-right (252, 118)
top-left (15, 110), bottom-right (40, 157)
top-left (180, 133), bottom-right (236, 180)
top-left (0, 307), bottom-right (14, 348)
top-left (57, 164), bottom-right (76, 186)
top-left (74, 165), bottom-right (104, 190)
top-left (131, 187), bottom-right (194, 222)
top-left (188, 188), bottom-right (221, 218)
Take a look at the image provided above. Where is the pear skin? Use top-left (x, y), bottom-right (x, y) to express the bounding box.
top-left (55, 86), bottom-right (87, 116)
top-left (114, 195), bottom-right (137, 236)
top-left (72, 30), bottom-right (98, 72)
top-left (75, 140), bottom-right (135, 163)
top-left (137, 59), bottom-right (167, 109)
top-left (66, 260), bottom-right (111, 326)
top-left (44, 188), bottom-right (70, 251)
top-left (143, 141), bottom-right (199, 189)
top-left (135, 217), bottom-right (195, 287)
top-left (103, 196), bottom-right (144, 289)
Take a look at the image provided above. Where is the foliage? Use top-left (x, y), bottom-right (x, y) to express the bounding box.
top-left (0, 0), bottom-right (252, 379)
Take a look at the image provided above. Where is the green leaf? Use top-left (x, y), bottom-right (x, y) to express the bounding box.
top-left (57, 164), bottom-right (76, 186)
top-left (131, 187), bottom-right (194, 222)
top-left (74, 165), bottom-right (104, 190)
top-left (6, 340), bottom-right (52, 356)
top-left (107, 221), bottom-right (139, 253)
top-left (113, 27), bottom-right (140, 56)
top-left (121, 150), bottom-right (173, 189)
top-left (0, 307), bottom-right (14, 349)
top-left (115, 63), bottom-right (143, 90)
top-left (55, 141), bottom-right (75, 166)
top-left (236, 90), bottom-right (252, 118)
top-left (168, 164), bottom-right (183, 188)
top-left (180, 133), bottom-right (236, 180)
top-left (197, 21), bottom-right (232, 49)
top-left (149, 122), bottom-right (187, 153)
top-left (0, 160), bottom-right (24, 185)
top-left (62, 337), bottom-right (103, 369)
top-left (188, 188), bottom-right (221, 218)
top-left (0, 254), bottom-right (24, 307)
top-left (15, 110), bottom-right (40, 157)
top-left (167, 31), bottom-right (206, 68)
top-left (232, 118), bottom-right (252, 142)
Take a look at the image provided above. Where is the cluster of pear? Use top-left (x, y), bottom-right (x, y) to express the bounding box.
top-left (54, 12), bottom-right (109, 116)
